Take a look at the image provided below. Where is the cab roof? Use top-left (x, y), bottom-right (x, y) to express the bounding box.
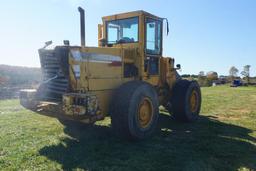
top-left (102, 10), bottom-right (163, 22)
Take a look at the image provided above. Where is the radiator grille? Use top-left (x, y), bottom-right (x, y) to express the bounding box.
top-left (38, 49), bottom-right (69, 101)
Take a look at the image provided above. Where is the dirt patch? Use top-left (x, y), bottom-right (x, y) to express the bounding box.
top-left (214, 114), bottom-right (249, 121)
top-left (229, 108), bottom-right (251, 114)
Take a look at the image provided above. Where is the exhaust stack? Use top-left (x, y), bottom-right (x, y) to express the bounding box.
top-left (78, 7), bottom-right (85, 47)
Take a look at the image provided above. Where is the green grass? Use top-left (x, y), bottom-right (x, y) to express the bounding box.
top-left (0, 86), bottom-right (256, 171)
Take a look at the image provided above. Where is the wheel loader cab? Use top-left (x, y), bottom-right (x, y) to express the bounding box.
top-left (99, 11), bottom-right (164, 84)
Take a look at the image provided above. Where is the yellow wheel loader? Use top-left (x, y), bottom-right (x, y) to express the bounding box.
top-left (20, 7), bottom-right (201, 140)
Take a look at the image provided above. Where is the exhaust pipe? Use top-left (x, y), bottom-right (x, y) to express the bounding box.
top-left (78, 7), bottom-right (85, 47)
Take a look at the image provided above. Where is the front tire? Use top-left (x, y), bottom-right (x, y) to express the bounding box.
top-left (170, 80), bottom-right (201, 122)
top-left (111, 81), bottom-right (159, 140)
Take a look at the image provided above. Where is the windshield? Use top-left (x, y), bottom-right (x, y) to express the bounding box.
top-left (107, 17), bottom-right (139, 44)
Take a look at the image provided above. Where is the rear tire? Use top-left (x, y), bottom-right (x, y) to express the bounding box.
top-left (111, 81), bottom-right (159, 140)
top-left (170, 80), bottom-right (201, 122)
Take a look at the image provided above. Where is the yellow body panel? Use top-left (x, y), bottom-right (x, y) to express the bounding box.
top-left (88, 63), bottom-right (121, 79)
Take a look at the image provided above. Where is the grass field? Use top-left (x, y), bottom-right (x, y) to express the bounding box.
top-left (0, 86), bottom-right (256, 171)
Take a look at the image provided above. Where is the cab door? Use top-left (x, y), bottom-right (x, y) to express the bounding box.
top-left (144, 17), bottom-right (163, 84)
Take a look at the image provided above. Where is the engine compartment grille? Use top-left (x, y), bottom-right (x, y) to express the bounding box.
top-left (38, 49), bottom-right (69, 101)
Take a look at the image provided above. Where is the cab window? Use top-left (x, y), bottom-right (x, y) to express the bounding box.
top-left (107, 17), bottom-right (139, 44)
top-left (146, 18), bottom-right (162, 55)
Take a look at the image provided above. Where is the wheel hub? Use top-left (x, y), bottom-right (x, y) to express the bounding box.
top-left (190, 90), bottom-right (198, 113)
top-left (138, 98), bottom-right (153, 128)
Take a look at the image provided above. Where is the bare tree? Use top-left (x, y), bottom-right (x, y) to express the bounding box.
top-left (229, 66), bottom-right (239, 79)
top-left (241, 65), bottom-right (251, 84)
top-left (198, 71), bottom-right (205, 77)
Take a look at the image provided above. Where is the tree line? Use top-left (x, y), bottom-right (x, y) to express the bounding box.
top-left (0, 65), bottom-right (41, 88)
top-left (181, 65), bottom-right (255, 87)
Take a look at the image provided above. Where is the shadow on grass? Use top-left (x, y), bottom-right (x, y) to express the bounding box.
top-left (39, 114), bottom-right (256, 171)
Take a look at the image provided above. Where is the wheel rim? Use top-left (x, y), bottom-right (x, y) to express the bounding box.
top-left (138, 97), bottom-right (153, 128)
top-left (190, 90), bottom-right (198, 113)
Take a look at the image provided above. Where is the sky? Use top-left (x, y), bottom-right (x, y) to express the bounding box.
top-left (0, 0), bottom-right (255, 76)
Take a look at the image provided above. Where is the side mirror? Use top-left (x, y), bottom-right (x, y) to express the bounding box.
top-left (176, 64), bottom-right (181, 70)
top-left (63, 40), bottom-right (70, 46)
